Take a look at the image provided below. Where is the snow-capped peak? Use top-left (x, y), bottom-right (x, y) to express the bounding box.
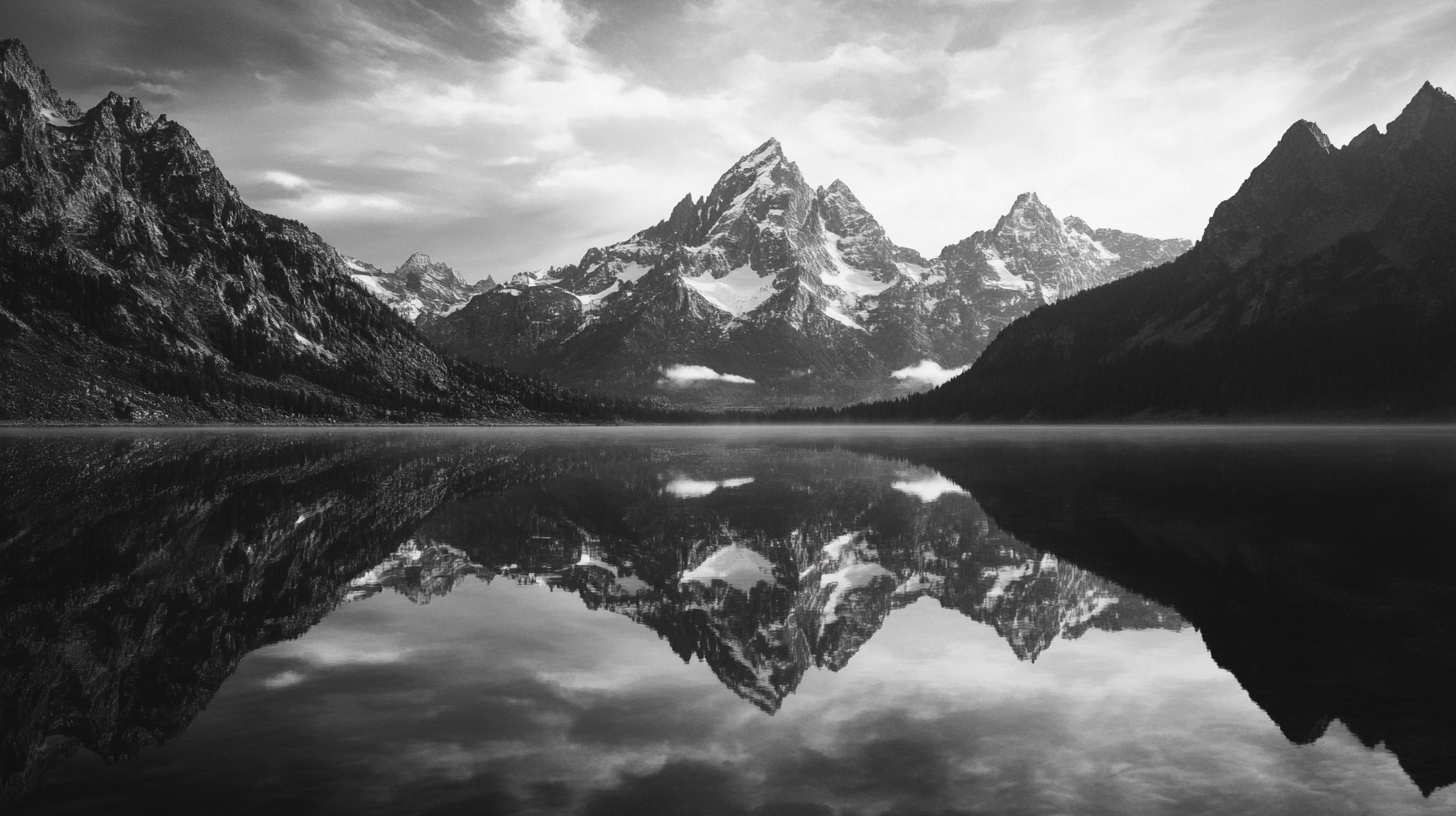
top-left (734, 137), bottom-right (785, 172)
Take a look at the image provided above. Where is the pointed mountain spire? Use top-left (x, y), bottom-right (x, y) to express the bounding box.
top-left (1386, 81), bottom-right (1456, 147)
top-left (1270, 120), bottom-right (1334, 160)
top-left (994, 192), bottom-right (1059, 235)
top-left (1063, 215), bottom-right (1094, 236)
top-left (638, 191), bottom-right (705, 246)
top-left (1, 38), bottom-right (68, 115)
top-left (732, 137), bottom-right (787, 173)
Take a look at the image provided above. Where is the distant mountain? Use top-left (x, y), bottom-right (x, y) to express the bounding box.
top-left (425, 140), bottom-right (1189, 408)
top-left (886, 82), bottom-right (1456, 420)
top-left (346, 252), bottom-right (495, 324)
top-left (0, 40), bottom-right (617, 423)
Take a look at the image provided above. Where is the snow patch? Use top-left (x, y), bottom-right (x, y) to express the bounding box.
top-left (661, 365), bottom-right (755, 385)
top-left (680, 544), bottom-right (778, 591)
top-left (982, 564), bottom-right (1033, 607)
top-left (574, 281), bottom-right (619, 310)
top-left (822, 532), bottom-right (865, 559)
top-left (983, 251), bottom-right (1033, 291)
top-left (891, 360), bottom-right (970, 386)
top-left (822, 304), bottom-right (865, 331)
top-left (616, 262), bottom-right (650, 284)
top-left (40, 108), bottom-right (83, 128)
top-left (820, 562), bottom-right (892, 625)
top-left (681, 264), bottom-right (776, 316)
top-left (350, 273), bottom-right (389, 298)
top-left (821, 230), bottom-right (895, 297)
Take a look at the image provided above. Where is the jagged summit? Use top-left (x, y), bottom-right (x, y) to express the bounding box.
top-left (426, 136), bottom-right (1189, 408)
top-left (1274, 119), bottom-right (1334, 157)
top-left (1386, 80), bottom-right (1456, 146)
top-left (736, 136), bottom-right (784, 168)
top-left (345, 252), bottom-right (493, 324)
top-left (994, 192), bottom-right (1056, 233)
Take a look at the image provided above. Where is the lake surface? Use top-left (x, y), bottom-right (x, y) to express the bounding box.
top-left (3, 426), bottom-right (1456, 815)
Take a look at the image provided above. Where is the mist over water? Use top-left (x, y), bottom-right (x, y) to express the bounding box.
top-left (3, 426), bottom-right (1455, 815)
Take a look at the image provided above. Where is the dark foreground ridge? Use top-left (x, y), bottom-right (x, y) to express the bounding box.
top-left (828, 83), bottom-right (1456, 422)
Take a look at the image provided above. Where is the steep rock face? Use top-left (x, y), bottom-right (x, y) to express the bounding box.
top-left (426, 140), bottom-right (1189, 408)
top-left (904, 82), bottom-right (1456, 420)
top-left (0, 40), bottom-right (563, 423)
top-left (346, 252), bottom-right (495, 324)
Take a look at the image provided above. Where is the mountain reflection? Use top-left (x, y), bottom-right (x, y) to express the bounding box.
top-left (394, 445), bottom-right (1182, 712)
top-left (2, 428), bottom-right (1455, 809)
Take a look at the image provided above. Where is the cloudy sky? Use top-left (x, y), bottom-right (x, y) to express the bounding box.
top-left (8, 0), bottom-right (1456, 282)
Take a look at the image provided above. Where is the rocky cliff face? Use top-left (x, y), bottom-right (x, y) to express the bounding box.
top-left (424, 139), bottom-right (1189, 408)
top-left (0, 40), bottom-right (575, 423)
top-left (345, 253), bottom-right (495, 324)
top-left (900, 82), bottom-right (1456, 420)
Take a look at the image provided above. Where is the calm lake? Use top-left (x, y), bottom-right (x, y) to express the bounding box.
top-left (3, 426), bottom-right (1456, 815)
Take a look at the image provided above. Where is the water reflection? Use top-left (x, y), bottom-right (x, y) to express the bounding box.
top-left (2, 427), bottom-right (1455, 814)
top-left (338, 446), bottom-right (1183, 714)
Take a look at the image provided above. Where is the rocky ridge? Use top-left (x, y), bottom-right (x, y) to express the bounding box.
top-left (424, 139), bottom-right (1191, 408)
top-left (346, 252), bottom-right (496, 324)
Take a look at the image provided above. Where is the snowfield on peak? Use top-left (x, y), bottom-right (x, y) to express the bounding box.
top-left (421, 139), bottom-right (1191, 409)
top-left (680, 265), bottom-right (778, 316)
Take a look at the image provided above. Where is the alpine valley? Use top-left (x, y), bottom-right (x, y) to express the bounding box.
top-left (419, 140), bottom-right (1191, 408)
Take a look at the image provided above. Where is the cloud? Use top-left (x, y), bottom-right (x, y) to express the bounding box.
top-left (255, 169), bottom-right (412, 217)
top-left (6, 0), bottom-right (1456, 283)
top-left (262, 670), bottom-right (305, 689)
top-left (661, 365), bottom-right (756, 385)
top-left (891, 360), bottom-right (970, 386)
top-left (262, 170), bottom-right (310, 191)
top-left (891, 473), bottom-right (970, 502)
top-left (663, 477), bottom-right (755, 498)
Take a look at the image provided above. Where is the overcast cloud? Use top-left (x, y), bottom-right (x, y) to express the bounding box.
top-left (7, 0), bottom-right (1456, 281)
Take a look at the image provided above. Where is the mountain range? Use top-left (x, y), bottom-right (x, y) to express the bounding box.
top-left (877, 82), bottom-right (1456, 420)
top-left (419, 140), bottom-right (1190, 408)
top-left (344, 252), bottom-right (496, 324)
top-left (6, 32), bottom-right (1452, 421)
